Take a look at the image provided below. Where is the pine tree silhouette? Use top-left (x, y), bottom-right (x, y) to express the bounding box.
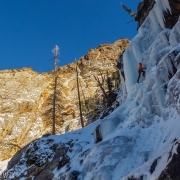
top-left (120, 2), bottom-right (137, 18)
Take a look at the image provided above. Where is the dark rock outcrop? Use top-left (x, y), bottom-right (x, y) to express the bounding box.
top-left (158, 143), bottom-right (180, 180)
top-left (4, 137), bottom-right (74, 180)
top-left (150, 157), bottom-right (160, 174)
top-left (127, 176), bottom-right (143, 180)
top-left (69, 171), bottom-right (79, 180)
top-left (136, 0), bottom-right (180, 29)
top-left (94, 125), bottom-right (102, 143)
top-left (136, 0), bottom-right (155, 29)
top-left (164, 0), bottom-right (180, 29)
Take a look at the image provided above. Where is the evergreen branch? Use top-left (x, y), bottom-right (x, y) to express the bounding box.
top-left (120, 2), bottom-right (137, 18)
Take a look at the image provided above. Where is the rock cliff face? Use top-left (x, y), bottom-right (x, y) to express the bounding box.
top-left (135, 0), bottom-right (155, 28)
top-left (0, 68), bottom-right (51, 161)
top-left (0, 38), bottom-right (129, 161)
top-left (136, 0), bottom-right (180, 29)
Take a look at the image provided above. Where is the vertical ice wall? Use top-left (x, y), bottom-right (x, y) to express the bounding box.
top-left (123, 0), bottom-right (171, 97)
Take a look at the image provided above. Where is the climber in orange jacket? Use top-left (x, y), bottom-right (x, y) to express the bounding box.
top-left (137, 62), bottom-right (146, 83)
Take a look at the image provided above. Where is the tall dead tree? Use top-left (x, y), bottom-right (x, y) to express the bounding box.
top-left (52, 45), bottom-right (60, 134)
top-left (79, 80), bottom-right (90, 115)
top-left (76, 64), bottom-right (84, 127)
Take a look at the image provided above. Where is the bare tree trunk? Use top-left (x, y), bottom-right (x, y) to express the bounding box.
top-left (52, 45), bottom-right (60, 135)
top-left (52, 76), bottom-right (57, 134)
top-left (79, 80), bottom-right (90, 114)
top-left (93, 72), bottom-right (108, 103)
top-left (76, 66), bottom-right (84, 128)
top-left (99, 84), bottom-right (108, 100)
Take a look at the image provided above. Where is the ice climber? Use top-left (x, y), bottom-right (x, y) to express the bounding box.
top-left (137, 62), bottom-right (146, 83)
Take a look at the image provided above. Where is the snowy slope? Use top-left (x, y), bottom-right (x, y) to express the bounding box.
top-left (2, 0), bottom-right (180, 179)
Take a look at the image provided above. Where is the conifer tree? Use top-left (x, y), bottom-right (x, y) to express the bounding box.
top-left (120, 2), bottom-right (137, 18)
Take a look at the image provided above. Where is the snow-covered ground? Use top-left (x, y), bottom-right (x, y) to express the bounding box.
top-left (2, 0), bottom-right (180, 179)
top-left (0, 159), bottom-right (10, 172)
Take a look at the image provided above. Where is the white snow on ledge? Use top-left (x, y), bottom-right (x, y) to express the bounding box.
top-left (0, 159), bottom-right (10, 172)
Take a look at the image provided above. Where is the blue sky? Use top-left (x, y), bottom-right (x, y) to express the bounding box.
top-left (0, 0), bottom-right (141, 72)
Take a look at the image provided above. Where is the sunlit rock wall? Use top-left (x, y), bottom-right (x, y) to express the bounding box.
top-left (0, 38), bottom-right (129, 161)
top-left (0, 68), bottom-right (51, 160)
